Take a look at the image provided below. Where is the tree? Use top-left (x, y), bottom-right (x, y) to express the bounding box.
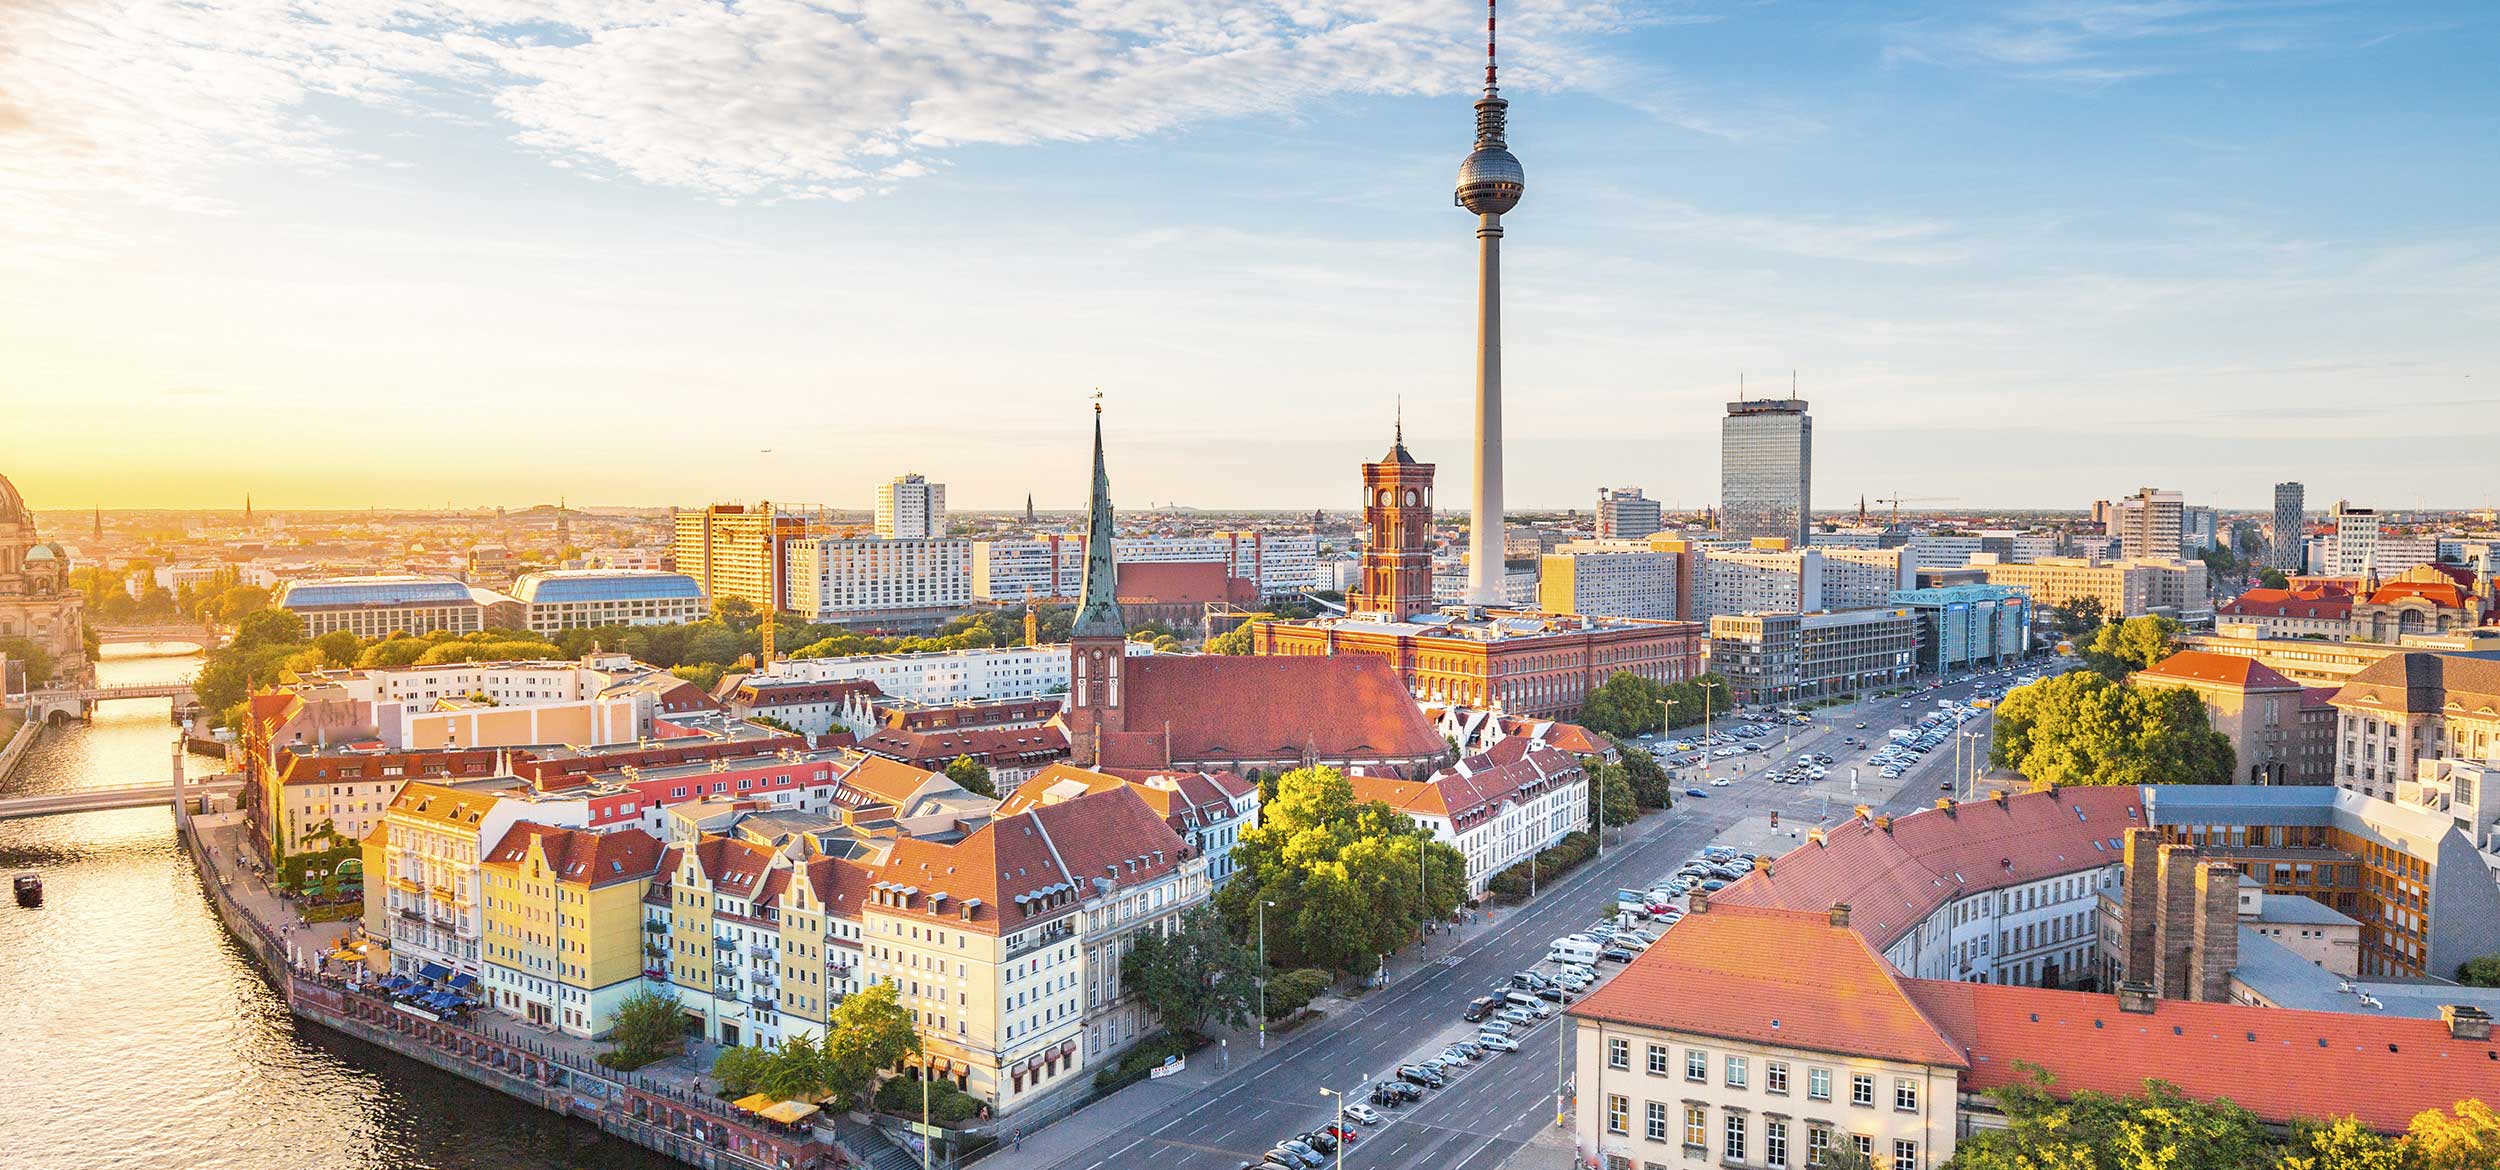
top-left (1206, 624), bottom-right (1255, 655)
top-left (1589, 762), bottom-right (1637, 832)
top-left (2083, 615), bottom-right (2184, 679)
top-left (711, 1044), bottom-right (773, 1097)
top-left (2457, 954), bottom-right (2500, 988)
top-left (1612, 741), bottom-right (1674, 810)
top-left (231, 608), bottom-right (307, 651)
top-left (1578, 670), bottom-right (1665, 737)
top-left (600, 988), bottom-right (685, 1070)
top-left (1215, 766), bottom-right (1468, 976)
top-left (2406, 1100), bottom-right (2500, 1170)
top-left (2047, 595), bottom-right (2107, 642)
top-left (1818, 1147), bottom-right (1875, 1170)
top-left (2274, 1118), bottom-right (2403, 1170)
top-left (757, 1035), bottom-right (830, 1102)
top-left (0, 636), bottom-right (55, 688)
top-left (710, 595), bottom-right (759, 630)
top-left (1120, 905), bottom-right (1261, 1035)
top-left (820, 981), bottom-right (921, 1108)
top-left (1990, 671), bottom-right (2234, 787)
top-left (2257, 567), bottom-right (2291, 590)
top-left (943, 755), bottom-right (995, 798)
top-left (1944, 1071), bottom-right (2270, 1170)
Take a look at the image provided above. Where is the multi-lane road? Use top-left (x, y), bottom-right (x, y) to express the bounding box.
top-left (1035, 664), bottom-right (2060, 1170)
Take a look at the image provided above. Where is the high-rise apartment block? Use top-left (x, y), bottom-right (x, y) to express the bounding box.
top-left (1699, 546), bottom-right (1821, 616)
top-left (2330, 502), bottom-right (2381, 576)
top-left (1720, 398), bottom-right (1812, 546)
top-left (1540, 542), bottom-right (1675, 620)
top-left (2108, 488), bottom-right (2185, 561)
top-left (672, 504), bottom-right (810, 613)
top-left (874, 473), bottom-right (946, 539)
top-left (970, 533), bottom-right (1320, 601)
top-left (1978, 555), bottom-right (2211, 622)
top-left (785, 537), bottom-right (973, 629)
top-left (2273, 482), bottom-right (2306, 571)
top-left (1594, 486), bottom-right (1662, 540)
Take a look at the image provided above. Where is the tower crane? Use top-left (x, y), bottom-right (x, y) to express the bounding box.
top-left (1872, 495), bottom-right (1956, 526)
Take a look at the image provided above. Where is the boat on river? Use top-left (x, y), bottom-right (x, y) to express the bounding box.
top-left (13, 871), bottom-right (41, 908)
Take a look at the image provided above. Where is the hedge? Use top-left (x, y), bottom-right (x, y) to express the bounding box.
top-left (1485, 830), bottom-right (1598, 903)
top-left (1263, 968), bottom-right (1332, 1020)
top-left (875, 1074), bottom-right (985, 1126)
top-left (1091, 1030), bottom-right (1198, 1093)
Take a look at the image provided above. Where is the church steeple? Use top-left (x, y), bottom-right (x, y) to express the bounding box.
top-left (1071, 402), bottom-right (1125, 638)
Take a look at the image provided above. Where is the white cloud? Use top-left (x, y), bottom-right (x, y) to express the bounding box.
top-left (1880, 0), bottom-right (2366, 84)
top-left (0, 0), bottom-right (1660, 234)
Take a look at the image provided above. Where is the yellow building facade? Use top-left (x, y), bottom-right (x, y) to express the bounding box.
top-left (480, 822), bottom-right (666, 1038)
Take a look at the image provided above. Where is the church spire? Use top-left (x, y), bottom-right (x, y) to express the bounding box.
top-left (1071, 398), bottom-right (1125, 638)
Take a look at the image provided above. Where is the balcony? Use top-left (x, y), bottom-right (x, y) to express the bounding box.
top-left (396, 907), bottom-right (424, 923)
top-left (713, 935), bottom-right (737, 951)
top-left (713, 961), bottom-right (737, 978)
top-left (750, 943), bottom-right (774, 961)
top-left (748, 997), bottom-right (776, 1015)
top-left (643, 919), bottom-right (668, 935)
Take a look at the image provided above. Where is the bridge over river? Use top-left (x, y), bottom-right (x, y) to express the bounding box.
top-left (0, 775), bottom-right (243, 820)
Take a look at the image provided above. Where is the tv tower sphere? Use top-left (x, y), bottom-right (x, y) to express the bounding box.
top-left (1453, 0), bottom-right (1523, 216)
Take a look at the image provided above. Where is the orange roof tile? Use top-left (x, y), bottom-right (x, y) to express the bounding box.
top-left (1569, 904), bottom-right (1968, 1069)
top-left (485, 822), bottom-right (665, 886)
top-left (1715, 787), bottom-right (2146, 949)
top-left (1902, 980), bottom-right (2500, 1132)
top-left (1106, 655), bottom-right (1446, 767)
top-left (867, 786), bottom-right (1189, 935)
top-left (2136, 650), bottom-right (2301, 690)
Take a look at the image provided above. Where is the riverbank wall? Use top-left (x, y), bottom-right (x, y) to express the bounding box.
top-left (172, 815), bottom-right (849, 1170)
top-left (0, 711), bottom-right (40, 786)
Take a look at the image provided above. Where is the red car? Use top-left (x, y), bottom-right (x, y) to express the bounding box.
top-left (1323, 1124), bottom-right (1361, 1145)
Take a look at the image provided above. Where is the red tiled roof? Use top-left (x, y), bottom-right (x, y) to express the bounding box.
top-left (1001, 763), bottom-right (1254, 833)
top-left (1102, 655), bottom-right (1446, 767)
top-left (1350, 744), bottom-right (1582, 830)
top-left (1715, 787), bottom-right (2146, 949)
top-left (859, 722), bottom-right (1068, 767)
top-left (801, 854), bottom-right (876, 920)
top-left (737, 679), bottom-right (882, 706)
top-left (2135, 650), bottom-right (2301, 691)
top-left (485, 822), bottom-right (665, 886)
top-left (1568, 904), bottom-right (1968, 1069)
top-left (868, 786), bottom-right (1188, 935)
top-left (2366, 581), bottom-right (2471, 609)
top-left (2218, 587), bottom-right (2352, 620)
top-left (1902, 979), bottom-right (2500, 1132)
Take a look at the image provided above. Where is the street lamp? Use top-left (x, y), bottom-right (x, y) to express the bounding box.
top-left (1657, 697), bottom-right (1680, 741)
top-left (1256, 899), bottom-right (1275, 1050)
top-left (1697, 678), bottom-right (1724, 785)
top-left (1319, 1077), bottom-right (1366, 1170)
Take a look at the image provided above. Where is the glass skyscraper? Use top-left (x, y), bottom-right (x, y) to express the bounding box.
top-left (2273, 482), bottom-right (2305, 571)
top-left (1721, 398), bottom-right (1812, 546)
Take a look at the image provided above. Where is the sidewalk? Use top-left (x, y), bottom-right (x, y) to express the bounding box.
top-left (193, 811), bottom-right (357, 969)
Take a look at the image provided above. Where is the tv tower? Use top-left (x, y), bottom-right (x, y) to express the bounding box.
top-left (1456, 0), bottom-right (1523, 606)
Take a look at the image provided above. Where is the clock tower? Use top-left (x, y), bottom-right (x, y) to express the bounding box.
top-left (1349, 415), bottom-right (1437, 622)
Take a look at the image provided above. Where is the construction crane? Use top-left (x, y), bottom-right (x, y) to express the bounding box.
top-left (1873, 495), bottom-right (1956, 526)
top-left (758, 605), bottom-right (776, 670)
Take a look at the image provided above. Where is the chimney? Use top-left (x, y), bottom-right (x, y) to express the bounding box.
top-left (1853, 803), bottom-right (1873, 822)
top-left (1936, 798), bottom-right (1956, 815)
top-left (1874, 815), bottom-right (1893, 834)
top-left (2441, 1004), bottom-right (2494, 1041)
top-left (1689, 891), bottom-right (1710, 913)
top-left (2116, 980), bottom-right (2158, 1015)
top-left (1828, 904), bottom-right (1851, 928)
top-left (1990, 789), bottom-right (2008, 807)
top-left (1752, 856), bottom-right (1773, 877)
top-left (1807, 827), bottom-right (1827, 847)
top-left (2191, 862), bottom-right (2240, 1003)
top-left (2121, 829), bottom-right (2162, 989)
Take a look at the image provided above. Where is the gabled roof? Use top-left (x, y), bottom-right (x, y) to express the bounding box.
top-left (484, 822), bottom-right (665, 887)
top-left (1902, 979), bottom-right (2500, 1133)
top-left (859, 722), bottom-right (1067, 766)
top-left (866, 786), bottom-right (1188, 935)
top-left (1568, 904), bottom-right (1967, 1069)
top-left (1101, 655), bottom-right (1445, 767)
top-left (2364, 581), bottom-right (2472, 609)
top-left (2219, 586), bottom-right (2352, 620)
top-left (1715, 786), bottom-right (2146, 949)
top-left (2134, 650), bottom-right (2301, 691)
top-left (1350, 744), bottom-right (1581, 829)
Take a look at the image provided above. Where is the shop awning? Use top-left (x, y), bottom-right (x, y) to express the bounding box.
top-left (733, 1093), bottom-right (777, 1114)
top-left (758, 1101), bottom-right (819, 1125)
top-left (417, 962), bottom-right (452, 982)
top-left (446, 972), bottom-right (477, 991)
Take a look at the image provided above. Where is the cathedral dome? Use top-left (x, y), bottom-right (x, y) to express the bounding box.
top-left (24, 543), bottom-right (57, 561)
top-left (0, 474), bottom-right (26, 526)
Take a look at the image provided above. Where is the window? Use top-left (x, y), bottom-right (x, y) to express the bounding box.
top-left (1725, 1113), bottom-right (1748, 1161)
top-left (1647, 1044), bottom-right (1669, 1076)
top-left (1684, 1104), bottom-right (1707, 1149)
top-left (1894, 1139), bottom-right (1918, 1170)
top-left (1766, 1061), bottom-right (1789, 1095)
top-left (1725, 1055), bottom-right (1748, 1088)
top-left (1808, 1067), bottom-right (1832, 1101)
top-left (1606, 1094), bottom-right (1629, 1136)
top-left (1608, 1038), bottom-right (1630, 1070)
top-left (1686, 1048), bottom-right (1709, 1082)
top-left (1851, 1074), bottom-right (1875, 1107)
top-left (1894, 1078), bottom-right (1919, 1113)
top-left (1645, 1101), bottom-right (1668, 1142)
top-left (1807, 1127), bottom-right (1831, 1168)
top-left (1766, 1119), bottom-right (1788, 1168)
top-left (1853, 1135), bottom-right (1875, 1160)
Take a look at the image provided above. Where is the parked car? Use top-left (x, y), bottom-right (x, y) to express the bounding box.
top-left (1477, 1033), bottom-right (1520, 1053)
top-left (1684, 787), bottom-right (1709, 798)
top-left (1344, 1103), bottom-right (1382, 1126)
top-left (1271, 1142), bottom-right (1324, 1169)
top-left (1397, 1064), bottom-right (1443, 1088)
top-left (1464, 995), bottom-right (1499, 1021)
top-left (1300, 1130), bottom-right (1339, 1153)
top-left (1534, 985), bottom-right (1567, 1002)
top-left (1323, 1123), bottom-right (1362, 1145)
top-left (1600, 947), bottom-right (1635, 963)
top-left (1499, 1007), bottom-right (1537, 1025)
top-left (1480, 1018), bottom-right (1516, 1036)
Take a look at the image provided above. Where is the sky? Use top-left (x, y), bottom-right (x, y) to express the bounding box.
top-left (3, 1), bottom-right (2497, 516)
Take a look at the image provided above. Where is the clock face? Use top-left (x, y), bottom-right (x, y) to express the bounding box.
top-left (1405, 489), bottom-right (1420, 507)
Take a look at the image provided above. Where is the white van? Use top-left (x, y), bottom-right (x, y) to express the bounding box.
top-left (1503, 991), bottom-right (1553, 1017)
top-left (1547, 938), bottom-right (1602, 967)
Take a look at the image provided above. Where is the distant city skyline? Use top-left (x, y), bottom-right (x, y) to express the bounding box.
top-left (4, 2), bottom-right (2495, 511)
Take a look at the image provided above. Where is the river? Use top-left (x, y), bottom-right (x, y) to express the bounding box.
top-left (0, 647), bottom-right (678, 1170)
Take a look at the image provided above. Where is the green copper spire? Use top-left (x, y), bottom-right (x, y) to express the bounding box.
top-left (1071, 401), bottom-right (1125, 638)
